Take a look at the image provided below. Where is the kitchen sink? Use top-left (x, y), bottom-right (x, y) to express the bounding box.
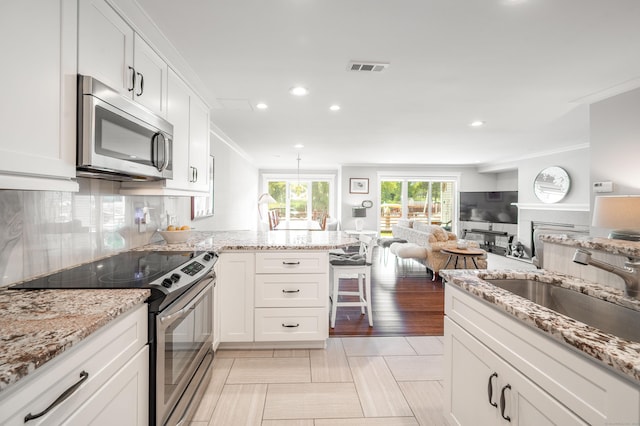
top-left (485, 279), bottom-right (640, 343)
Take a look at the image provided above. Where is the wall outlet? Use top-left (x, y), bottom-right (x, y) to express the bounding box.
top-left (592, 181), bottom-right (614, 193)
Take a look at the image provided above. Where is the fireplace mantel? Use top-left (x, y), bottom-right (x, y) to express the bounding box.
top-left (513, 203), bottom-right (589, 212)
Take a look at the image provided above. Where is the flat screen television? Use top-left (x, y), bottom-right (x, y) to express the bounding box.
top-left (459, 191), bottom-right (518, 224)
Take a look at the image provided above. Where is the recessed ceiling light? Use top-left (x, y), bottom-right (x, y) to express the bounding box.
top-left (329, 105), bottom-right (341, 111)
top-left (470, 120), bottom-right (485, 127)
top-left (294, 144), bottom-right (304, 149)
top-left (256, 102), bottom-right (268, 110)
top-left (289, 86), bottom-right (309, 96)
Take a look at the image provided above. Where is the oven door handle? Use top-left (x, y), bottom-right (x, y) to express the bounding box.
top-left (159, 280), bottom-right (211, 326)
top-left (160, 305), bottom-right (195, 325)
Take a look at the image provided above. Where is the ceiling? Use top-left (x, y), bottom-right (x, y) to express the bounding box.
top-left (135, 0), bottom-right (640, 170)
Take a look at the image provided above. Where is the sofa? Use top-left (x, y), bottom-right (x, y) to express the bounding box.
top-left (391, 219), bottom-right (487, 277)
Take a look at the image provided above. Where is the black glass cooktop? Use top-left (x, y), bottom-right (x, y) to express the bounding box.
top-left (11, 251), bottom-right (199, 290)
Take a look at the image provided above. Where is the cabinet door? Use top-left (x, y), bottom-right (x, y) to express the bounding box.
top-left (503, 358), bottom-right (589, 426)
top-left (446, 318), bottom-right (588, 426)
top-left (63, 347), bottom-right (149, 426)
top-left (0, 0), bottom-right (78, 190)
top-left (188, 95), bottom-right (210, 192)
top-left (78, 0), bottom-right (134, 95)
top-left (212, 263), bottom-right (221, 350)
top-left (133, 34), bottom-right (168, 117)
top-left (218, 253), bottom-right (255, 342)
top-left (445, 317), bottom-right (499, 426)
top-left (166, 69), bottom-right (191, 190)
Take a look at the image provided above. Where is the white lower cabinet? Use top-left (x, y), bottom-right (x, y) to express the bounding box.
top-left (218, 252), bottom-right (255, 342)
top-left (444, 284), bottom-right (640, 426)
top-left (0, 304), bottom-right (148, 425)
top-left (63, 346), bottom-right (148, 426)
top-left (219, 251), bottom-right (329, 346)
top-left (447, 318), bottom-right (587, 425)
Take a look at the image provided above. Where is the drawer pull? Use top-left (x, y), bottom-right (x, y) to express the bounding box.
top-left (500, 384), bottom-right (512, 422)
top-left (282, 323), bottom-right (300, 328)
top-left (282, 289), bottom-right (301, 293)
top-left (487, 372), bottom-right (498, 407)
top-left (24, 370), bottom-right (89, 422)
top-left (282, 261), bottom-right (301, 265)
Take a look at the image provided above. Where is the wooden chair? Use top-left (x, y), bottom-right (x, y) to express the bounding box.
top-left (320, 213), bottom-right (328, 231)
top-left (268, 210), bottom-right (279, 230)
top-left (329, 234), bottom-right (375, 328)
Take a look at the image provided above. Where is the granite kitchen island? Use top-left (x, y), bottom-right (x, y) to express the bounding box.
top-left (146, 230), bottom-right (359, 349)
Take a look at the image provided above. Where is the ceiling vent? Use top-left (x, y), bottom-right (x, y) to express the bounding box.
top-left (347, 61), bottom-right (389, 72)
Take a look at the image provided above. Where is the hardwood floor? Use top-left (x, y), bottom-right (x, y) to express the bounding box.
top-left (330, 247), bottom-right (444, 337)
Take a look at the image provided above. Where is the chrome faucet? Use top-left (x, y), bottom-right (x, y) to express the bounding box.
top-left (572, 249), bottom-right (640, 299)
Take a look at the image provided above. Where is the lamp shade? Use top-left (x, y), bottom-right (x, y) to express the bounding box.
top-left (592, 195), bottom-right (640, 240)
top-left (258, 193), bottom-right (277, 204)
top-left (352, 207), bottom-right (366, 217)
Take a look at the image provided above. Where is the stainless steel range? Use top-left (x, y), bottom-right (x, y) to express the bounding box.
top-left (11, 250), bottom-right (218, 426)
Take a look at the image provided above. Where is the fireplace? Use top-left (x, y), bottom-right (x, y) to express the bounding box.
top-left (530, 221), bottom-right (589, 267)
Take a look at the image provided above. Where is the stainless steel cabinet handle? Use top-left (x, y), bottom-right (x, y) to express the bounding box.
top-left (487, 372), bottom-right (498, 407)
top-left (282, 261), bottom-right (301, 265)
top-left (500, 384), bottom-right (511, 422)
top-left (282, 289), bottom-right (300, 293)
top-left (128, 66), bottom-right (136, 92)
top-left (136, 72), bottom-right (144, 96)
top-left (282, 323), bottom-right (300, 328)
top-left (24, 371), bottom-right (89, 422)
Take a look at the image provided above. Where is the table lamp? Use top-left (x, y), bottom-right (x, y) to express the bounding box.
top-left (592, 195), bottom-right (640, 241)
top-left (258, 193), bottom-right (277, 220)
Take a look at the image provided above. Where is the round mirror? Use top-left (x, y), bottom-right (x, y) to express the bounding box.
top-left (534, 166), bottom-right (570, 203)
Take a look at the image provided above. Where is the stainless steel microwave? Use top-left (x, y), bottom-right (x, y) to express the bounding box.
top-left (77, 75), bottom-right (173, 181)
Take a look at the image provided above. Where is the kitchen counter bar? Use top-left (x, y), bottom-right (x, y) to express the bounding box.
top-left (141, 230), bottom-right (359, 251)
top-left (0, 289), bottom-right (150, 393)
top-left (441, 269), bottom-right (640, 384)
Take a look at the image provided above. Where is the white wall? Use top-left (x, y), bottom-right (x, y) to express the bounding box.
top-left (339, 165), bottom-right (500, 232)
top-left (186, 132), bottom-right (259, 231)
top-left (511, 147), bottom-right (591, 256)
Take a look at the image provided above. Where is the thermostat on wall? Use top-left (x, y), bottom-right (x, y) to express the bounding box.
top-left (593, 181), bottom-right (613, 193)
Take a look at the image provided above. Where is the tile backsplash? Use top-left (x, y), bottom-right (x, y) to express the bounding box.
top-left (0, 178), bottom-right (190, 287)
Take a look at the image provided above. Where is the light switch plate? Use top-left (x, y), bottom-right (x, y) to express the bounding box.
top-left (593, 181), bottom-right (613, 193)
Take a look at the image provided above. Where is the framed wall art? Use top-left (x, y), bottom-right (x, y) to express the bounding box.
top-left (349, 178), bottom-right (369, 194)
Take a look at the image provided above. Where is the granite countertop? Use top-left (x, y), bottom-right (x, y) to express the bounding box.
top-left (440, 269), bottom-right (640, 384)
top-left (0, 289), bottom-right (150, 393)
top-left (142, 230), bottom-right (359, 252)
top-left (540, 234), bottom-right (640, 258)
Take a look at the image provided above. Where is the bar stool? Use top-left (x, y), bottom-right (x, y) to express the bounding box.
top-left (329, 234), bottom-right (375, 328)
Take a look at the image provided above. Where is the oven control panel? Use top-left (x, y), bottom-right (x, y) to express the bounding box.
top-left (181, 261), bottom-right (205, 276)
top-left (153, 251), bottom-right (218, 292)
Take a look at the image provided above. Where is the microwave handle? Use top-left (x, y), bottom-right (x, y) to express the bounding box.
top-left (152, 132), bottom-right (169, 172)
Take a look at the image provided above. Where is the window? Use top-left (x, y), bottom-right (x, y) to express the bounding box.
top-left (264, 175), bottom-right (333, 222)
top-left (379, 177), bottom-right (456, 233)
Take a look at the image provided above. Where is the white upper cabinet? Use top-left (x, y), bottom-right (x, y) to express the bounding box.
top-left (166, 69), bottom-right (191, 189)
top-left (122, 68), bottom-right (210, 194)
top-left (188, 93), bottom-right (211, 192)
top-left (0, 0), bottom-right (79, 191)
top-left (133, 34), bottom-right (168, 118)
top-left (78, 0), bottom-right (167, 118)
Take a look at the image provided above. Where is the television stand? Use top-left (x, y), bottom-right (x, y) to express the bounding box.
top-left (463, 228), bottom-right (514, 256)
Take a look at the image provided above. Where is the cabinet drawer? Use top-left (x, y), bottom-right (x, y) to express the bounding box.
top-left (0, 304), bottom-right (147, 426)
top-left (255, 274), bottom-right (327, 307)
top-left (254, 308), bottom-right (328, 341)
top-left (256, 252), bottom-right (328, 274)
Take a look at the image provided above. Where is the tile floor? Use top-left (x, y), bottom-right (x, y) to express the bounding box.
top-left (190, 336), bottom-right (448, 425)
